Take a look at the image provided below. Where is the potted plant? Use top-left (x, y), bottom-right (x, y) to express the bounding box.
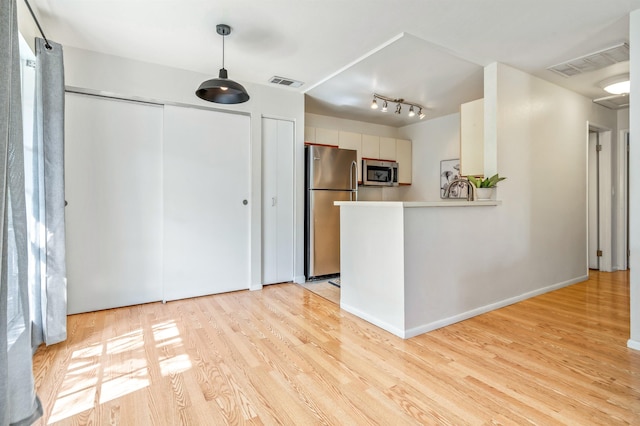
top-left (467, 174), bottom-right (506, 200)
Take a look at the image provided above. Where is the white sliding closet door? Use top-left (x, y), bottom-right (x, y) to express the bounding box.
top-left (262, 118), bottom-right (294, 284)
top-left (65, 93), bottom-right (163, 314)
top-left (163, 105), bottom-right (251, 301)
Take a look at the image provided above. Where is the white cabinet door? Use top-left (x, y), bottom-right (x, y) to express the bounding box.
top-left (362, 134), bottom-right (380, 159)
top-left (304, 126), bottom-right (316, 143)
top-left (163, 105), bottom-right (251, 301)
top-left (315, 128), bottom-right (339, 146)
top-left (65, 93), bottom-right (163, 314)
top-left (460, 98), bottom-right (484, 177)
top-left (379, 137), bottom-right (397, 161)
top-left (339, 131), bottom-right (362, 182)
top-left (396, 139), bottom-right (412, 184)
top-left (262, 118), bottom-right (294, 284)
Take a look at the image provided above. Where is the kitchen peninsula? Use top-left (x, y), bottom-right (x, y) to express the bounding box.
top-left (335, 200), bottom-right (532, 339)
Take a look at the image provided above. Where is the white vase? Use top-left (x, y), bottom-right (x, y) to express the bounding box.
top-left (475, 187), bottom-right (494, 200)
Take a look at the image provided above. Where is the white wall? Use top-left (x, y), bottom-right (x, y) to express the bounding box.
top-left (493, 62), bottom-right (616, 292)
top-left (17, 2), bottom-right (39, 53)
top-left (628, 10), bottom-right (640, 350)
top-left (613, 108), bottom-right (630, 271)
top-left (397, 113), bottom-right (460, 201)
top-left (62, 46), bottom-right (306, 288)
top-left (402, 63), bottom-right (620, 334)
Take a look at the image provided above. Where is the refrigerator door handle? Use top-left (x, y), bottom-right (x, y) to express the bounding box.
top-left (350, 160), bottom-right (358, 201)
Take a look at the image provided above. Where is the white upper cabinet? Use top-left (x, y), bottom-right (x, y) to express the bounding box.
top-left (379, 137), bottom-right (397, 161)
top-left (339, 131), bottom-right (363, 182)
top-left (315, 127), bottom-right (340, 146)
top-left (362, 134), bottom-right (380, 159)
top-left (396, 138), bottom-right (412, 184)
top-left (460, 98), bottom-right (484, 177)
top-left (306, 127), bottom-right (412, 185)
top-left (304, 126), bottom-right (316, 143)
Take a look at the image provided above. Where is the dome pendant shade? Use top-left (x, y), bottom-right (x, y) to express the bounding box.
top-left (196, 24), bottom-right (250, 104)
top-left (196, 68), bottom-right (250, 104)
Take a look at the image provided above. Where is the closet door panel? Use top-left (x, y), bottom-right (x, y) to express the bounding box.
top-left (163, 105), bottom-right (251, 300)
top-left (65, 93), bottom-right (163, 314)
top-left (262, 118), bottom-right (294, 284)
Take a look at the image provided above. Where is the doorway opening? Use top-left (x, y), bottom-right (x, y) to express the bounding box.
top-left (587, 124), bottom-right (613, 271)
top-left (588, 130), bottom-right (600, 270)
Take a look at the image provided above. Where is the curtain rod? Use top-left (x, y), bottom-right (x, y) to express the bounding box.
top-left (23, 0), bottom-right (52, 49)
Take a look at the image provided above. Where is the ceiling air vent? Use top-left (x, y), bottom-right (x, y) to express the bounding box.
top-left (268, 76), bottom-right (304, 88)
top-left (548, 43), bottom-right (629, 77)
top-left (593, 93), bottom-right (629, 110)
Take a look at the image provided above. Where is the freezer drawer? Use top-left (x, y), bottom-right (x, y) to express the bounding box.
top-left (306, 189), bottom-right (352, 278)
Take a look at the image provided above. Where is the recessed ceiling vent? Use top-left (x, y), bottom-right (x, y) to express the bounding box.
top-left (593, 93), bottom-right (629, 110)
top-left (548, 43), bottom-right (629, 77)
top-left (268, 76), bottom-right (304, 88)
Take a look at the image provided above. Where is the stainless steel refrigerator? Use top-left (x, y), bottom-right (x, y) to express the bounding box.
top-left (305, 145), bottom-right (358, 279)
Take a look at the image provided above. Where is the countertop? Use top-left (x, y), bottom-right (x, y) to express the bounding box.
top-left (335, 200), bottom-right (501, 207)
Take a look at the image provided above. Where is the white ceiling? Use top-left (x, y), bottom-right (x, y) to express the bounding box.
top-left (29, 0), bottom-right (640, 127)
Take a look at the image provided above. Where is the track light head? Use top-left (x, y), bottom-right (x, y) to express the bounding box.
top-left (371, 98), bottom-right (378, 109)
top-left (408, 106), bottom-right (415, 117)
top-left (418, 108), bottom-right (426, 119)
top-left (395, 103), bottom-right (401, 114)
top-left (381, 100), bottom-right (388, 112)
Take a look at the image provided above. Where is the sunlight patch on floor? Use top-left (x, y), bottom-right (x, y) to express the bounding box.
top-left (49, 319), bottom-right (193, 423)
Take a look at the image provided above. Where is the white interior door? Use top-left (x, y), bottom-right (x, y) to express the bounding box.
top-left (262, 118), bottom-right (294, 284)
top-left (163, 105), bottom-right (251, 301)
top-left (65, 93), bottom-right (163, 314)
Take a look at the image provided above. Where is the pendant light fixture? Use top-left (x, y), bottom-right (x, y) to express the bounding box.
top-left (196, 24), bottom-right (250, 104)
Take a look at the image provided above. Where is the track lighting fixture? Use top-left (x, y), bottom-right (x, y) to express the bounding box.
top-left (370, 93), bottom-right (426, 120)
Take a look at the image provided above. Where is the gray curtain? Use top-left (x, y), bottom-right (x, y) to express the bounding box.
top-left (0, 0), bottom-right (43, 424)
top-left (31, 37), bottom-right (67, 347)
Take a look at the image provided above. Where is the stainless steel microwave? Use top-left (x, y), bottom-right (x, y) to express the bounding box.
top-left (362, 159), bottom-right (398, 186)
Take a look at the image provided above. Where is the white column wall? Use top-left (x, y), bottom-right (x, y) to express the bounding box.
top-left (62, 46), bottom-right (306, 289)
top-left (628, 10), bottom-right (640, 350)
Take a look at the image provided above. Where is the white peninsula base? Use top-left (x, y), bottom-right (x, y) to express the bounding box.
top-left (336, 200), bottom-right (583, 339)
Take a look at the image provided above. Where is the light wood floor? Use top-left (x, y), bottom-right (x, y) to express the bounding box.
top-left (33, 271), bottom-right (639, 425)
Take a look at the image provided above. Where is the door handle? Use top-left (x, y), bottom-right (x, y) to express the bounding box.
top-left (272, 197), bottom-right (276, 206)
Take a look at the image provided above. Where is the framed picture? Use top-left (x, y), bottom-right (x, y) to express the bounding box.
top-left (440, 159), bottom-right (467, 198)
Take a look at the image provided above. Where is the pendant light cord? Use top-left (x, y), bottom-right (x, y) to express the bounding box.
top-left (222, 32), bottom-right (225, 69)
top-left (23, 0), bottom-right (52, 50)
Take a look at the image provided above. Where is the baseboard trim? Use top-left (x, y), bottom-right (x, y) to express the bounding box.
top-left (340, 303), bottom-right (406, 338)
top-left (403, 274), bottom-right (588, 339)
top-left (341, 275), bottom-right (588, 339)
top-left (627, 339), bottom-right (640, 351)
top-left (293, 275), bottom-right (306, 284)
